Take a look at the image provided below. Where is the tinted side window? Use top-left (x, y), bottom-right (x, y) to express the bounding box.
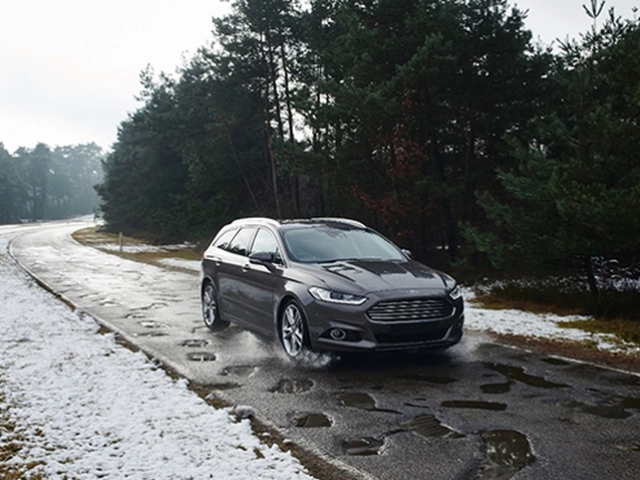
top-left (213, 229), bottom-right (237, 251)
top-left (250, 229), bottom-right (282, 264)
top-left (228, 227), bottom-right (256, 256)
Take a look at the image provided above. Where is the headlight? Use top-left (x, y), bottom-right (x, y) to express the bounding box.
top-left (309, 286), bottom-right (367, 306)
top-left (449, 285), bottom-right (462, 300)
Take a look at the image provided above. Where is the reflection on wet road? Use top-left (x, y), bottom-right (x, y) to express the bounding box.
top-left (8, 221), bottom-right (640, 480)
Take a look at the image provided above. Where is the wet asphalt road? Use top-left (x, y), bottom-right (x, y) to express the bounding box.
top-left (5, 220), bottom-right (640, 480)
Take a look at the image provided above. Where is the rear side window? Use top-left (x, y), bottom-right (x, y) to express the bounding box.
top-left (213, 229), bottom-right (237, 251)
top-left (250, 228), bottom-right (282, 264)
top-left (228, 227), bottom-right (256, 256)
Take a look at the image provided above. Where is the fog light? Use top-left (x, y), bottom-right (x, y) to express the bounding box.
top-left (330, 328), bottom-right (347, 341)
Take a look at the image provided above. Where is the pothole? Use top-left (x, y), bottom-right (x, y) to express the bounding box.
top-left (270, 379), bottom-right (314, 394)
top-left (187, 352), bottom-right (217, 362)
top-left (343, 437), bottom-right (385, 456)
top-left (205, 383), bottom-right (241, 390)
top-left (181, 339), bottom-right (210, 348)
top-left (477, 430), bottom-right (535, 479)
top-left (295, 413), bottom-right (332, 428)
top-left (542, 357), bottom-right (571, 366)
top-left (137, 302), bottom-right (170, 310)
top-left (126, 312), bottom-right (147, 319)
top-left (441, 400), bottom-right (507, 411)
top-left (398, 374), bottom-right (457, 384)
top-left (220, 366), bottom-right (256, 378)
top-left (139, 320), bottom-right (164, 329)
top-left (481, 381), bottom-right (512, 394)
top-left (398, 414), bottom-right (464, 439)
top-left (486, 363), bottom-right (568, 389)
top-left (339, 392), bottom-right (400, 414)
top-left (561, 400), bottom-right (631, 419)
top-left (620, 397), bottom-right (640, 409)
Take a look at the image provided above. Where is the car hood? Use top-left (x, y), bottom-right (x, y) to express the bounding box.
top-left (298, 260), bottom-right (450, 294)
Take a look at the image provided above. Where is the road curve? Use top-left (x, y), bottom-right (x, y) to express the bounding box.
top-left (7, 220), bottom-right (640, 480)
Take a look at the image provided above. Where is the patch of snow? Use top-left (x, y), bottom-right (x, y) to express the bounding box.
top-left (0, 238), bottom-right (314, 480)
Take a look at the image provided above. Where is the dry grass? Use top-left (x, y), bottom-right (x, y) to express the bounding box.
top-left (72, 227), bottom-right (201, 272)
top-left (472, 282), bottom-right (640, 355)
top-left (0, 387), bottom-right (44, 479)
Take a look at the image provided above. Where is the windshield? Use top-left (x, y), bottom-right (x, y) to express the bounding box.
top-left (282, 225), bottom-right (406, 263)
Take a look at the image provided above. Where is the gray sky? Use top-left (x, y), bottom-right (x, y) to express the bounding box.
top-left (1, 0), bottom-right (638, 154)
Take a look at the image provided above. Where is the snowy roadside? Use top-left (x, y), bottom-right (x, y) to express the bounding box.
top-left (0, 238), bottom-right (314, 480)
top-left (463, 290), bottom-right (640, 357)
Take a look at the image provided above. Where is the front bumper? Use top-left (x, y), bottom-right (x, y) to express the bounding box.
top-left (303, 288), bottom-right (464, 353)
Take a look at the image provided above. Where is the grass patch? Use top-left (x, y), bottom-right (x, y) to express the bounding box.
top-left (558, 318), bottom-right (640, 345)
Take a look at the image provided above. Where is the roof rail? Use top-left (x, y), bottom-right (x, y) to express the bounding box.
top-left (311, 217), bottom-right (366, 228)
top-left (231, 217), bottom-right (281, 228)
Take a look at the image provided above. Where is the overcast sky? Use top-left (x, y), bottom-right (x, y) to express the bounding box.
top-left (1, 0), bottom-right (638, 154)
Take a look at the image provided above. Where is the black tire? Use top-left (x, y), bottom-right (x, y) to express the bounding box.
top-left (202, 282), bottom-right (229, 332)
top-left (279, 300), bottom-right (308, 358)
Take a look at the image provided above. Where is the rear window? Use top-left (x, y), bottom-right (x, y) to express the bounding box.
top-left (212, 228), bottom-right (237, 251)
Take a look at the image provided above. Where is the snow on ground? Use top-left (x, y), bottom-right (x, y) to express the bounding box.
top-left (2, 234), bottom-right (638, 478)
top-left (0, 239), bottom-right (314, 480)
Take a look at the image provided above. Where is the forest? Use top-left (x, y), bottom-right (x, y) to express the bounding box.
top-left (93, 0), bottom-right (640, 291)
top-left (0, 142), bottom-right (104, 224)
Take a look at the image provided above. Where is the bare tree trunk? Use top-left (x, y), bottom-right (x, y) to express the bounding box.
top-left (585, 256), bottom-right (599, 299)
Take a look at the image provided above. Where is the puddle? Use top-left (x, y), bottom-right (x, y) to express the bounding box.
top-left (562, 400), bottom-right (631, 419)
top-left (220, 366), bottom-right (257, 378)
top-left (339, 393), bottom-right (400, 414)
top-left (477, 430), bottom-right (535, 479)
top-left (542, 357), bottom-right (571, 366)
top-left (486, 363), bottom-right (568, 389)
top-left (180, 339), bottom-right (210, 348)
top-left (615, 443), bottom-right (640, 453)
top-left (441, 400), bottom-right (507, 411)
top-left (205, 382), bottom-right (241, 391)
top-left (270, 379), bottom-right (314, 394)
top-left (398, 414), bottom-right (464, 439)
top-left (134, 331), bottom-right (168, 337)
top-left (481, 381), bottom-right (512, 395)
top-left (187, 352), bottom-right (217, 362)
top-left (343, 437), bottom-right (385, 456)
top-left (139, 320), bottom-right (164, 329)
top-left (620, 397), bottom-right (640, 409)
top-left (399, 374), bottom-right (457, 384)
top-left (138, 302), bottom-right (170, 310)
top-left (295, 413), bottom-right (332, 428)
top-left (608, 376), bottom-right (640, 387)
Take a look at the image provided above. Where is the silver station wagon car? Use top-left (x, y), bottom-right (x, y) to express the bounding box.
top-left (200, 217), bottom-right (464, 358)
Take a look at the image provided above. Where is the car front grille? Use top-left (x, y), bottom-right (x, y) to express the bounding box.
top-left (367, 298), bottom-right (453, 323)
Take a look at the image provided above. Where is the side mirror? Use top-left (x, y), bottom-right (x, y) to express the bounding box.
top-left (249, 251), bottom-right (273, 264)
top-left (401, 249), bottom-right (412, 259)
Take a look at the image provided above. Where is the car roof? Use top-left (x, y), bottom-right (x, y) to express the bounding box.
top-left (230, 217), bottom-right (366, 229)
